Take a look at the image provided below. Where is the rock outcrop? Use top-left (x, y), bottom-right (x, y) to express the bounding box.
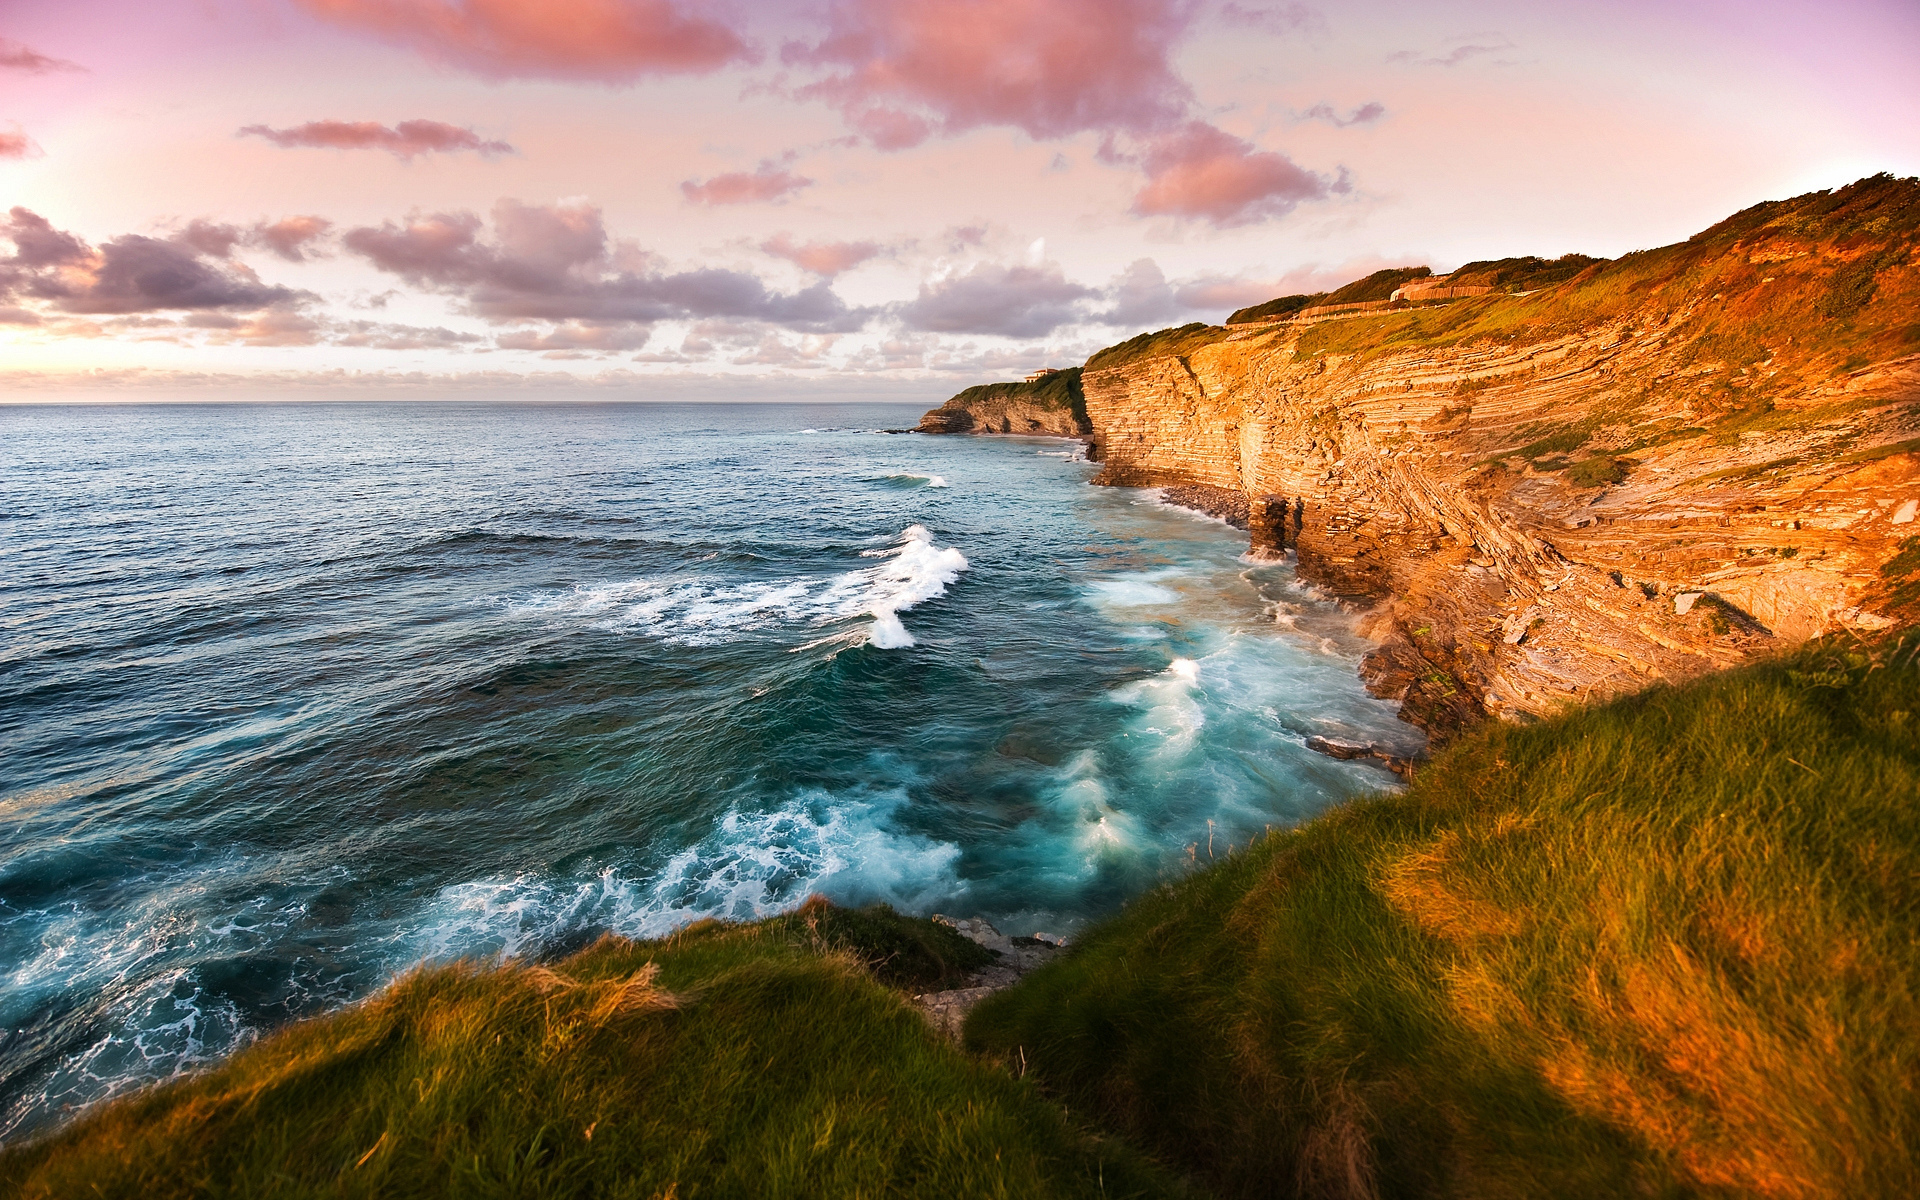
top-left (928, 175), bottom-right (1920, 739)
top-left (917, 367), bottom-right (1089, 436)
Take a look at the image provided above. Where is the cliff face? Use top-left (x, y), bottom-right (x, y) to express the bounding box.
top-left (918, 368), bottom-right (1090, 436)
top-left (1079, 176), bottom-right (1920, 736)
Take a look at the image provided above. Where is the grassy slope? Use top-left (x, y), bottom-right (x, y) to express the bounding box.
top-left (939, 367), bottom-right (1089, 427)
top-left (0, 900), bottom-right (1179, 1200)
top-left (969, 633), bottom-right (1920, 1200)
top-left (1293, 174), bottom-right (1920, 391)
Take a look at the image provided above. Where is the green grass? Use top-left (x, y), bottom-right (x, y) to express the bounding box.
top-left (1565, 454), bottom-right (1630, 487)
top-left (0, 899), bottom-right (1178, 1200)
top-left (1226, 293), bottom-right (1325, 325)
top-left (969, 633), bottom-right (1920, 1200)
top-left (938, 366), bottom-right (1089, 429)
top-left (1085, 324), bottom-right (1235, 372)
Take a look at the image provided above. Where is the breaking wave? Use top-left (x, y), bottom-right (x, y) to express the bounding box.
top-left (505, 524), bottom-right (968, 650)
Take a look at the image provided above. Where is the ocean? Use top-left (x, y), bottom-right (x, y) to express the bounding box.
top-left (0, 399), bottom-right (1421, 1140)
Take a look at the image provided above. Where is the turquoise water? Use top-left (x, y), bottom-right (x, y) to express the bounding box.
top-left (0, 400), bottom-right (1420, 1139)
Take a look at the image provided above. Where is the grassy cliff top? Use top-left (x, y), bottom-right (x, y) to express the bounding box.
top-left (969, 629), bottom-right (1920, 1199)
top-left (0, 900), bottom-right (1173, 1199)
top-left (936, 365), bottom-right (1088, 422)
top-left (1292, 173), bottom-right (1920, 386)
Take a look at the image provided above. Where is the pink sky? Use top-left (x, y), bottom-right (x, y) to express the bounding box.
top-left (2, 0), bottom-right (1915, 395)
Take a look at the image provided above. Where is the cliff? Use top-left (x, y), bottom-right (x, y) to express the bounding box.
top-left (930, 174), bottom-right (1920, 737)
top-left (917, 367), bottom-right (1089, 436)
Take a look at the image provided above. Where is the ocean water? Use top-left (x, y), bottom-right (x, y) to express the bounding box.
top-left (0, 400), bottom-right (1421, 1140)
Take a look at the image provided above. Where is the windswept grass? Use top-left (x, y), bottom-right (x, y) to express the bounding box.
top-left (0, 900), bottom-right (1176, 1199)
top-left (969, 633), bottom-right (1920, 1200)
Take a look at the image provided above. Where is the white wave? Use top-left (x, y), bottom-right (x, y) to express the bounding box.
top-left (880, 472), bottom-right (949, 488)
top-left (836, 524), bottom-right (967, 649)
top-left (404, 790), bottom-right (966, 961)
top-left (1085, 579), bottom-right (1181, 607)
top-left (503, 525), bottom-right (967, 650)
top-left (1109, 657), bottom-right (1207, 754)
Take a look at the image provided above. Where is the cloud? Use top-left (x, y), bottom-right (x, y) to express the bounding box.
top-left (0, 124), bottom-right (40, 159)
top-left (342, 198), bottom-right (872, 332)
top-left (1099, 258), bottom-right (1187, 328)
top-left (333, 320), bottom-right (485, 350)
top-left (1130, 121), bottom-right (1330, 226)
top-left (293, 0), bottom-right (752, 82)
top-left (1388, 35), bottom-right (1516, 67)
top-left (1300, 101), bottom-right (1385, 127)
top-left (174, 220), bottom-right (247, 259)
top-left (1215, 3), bottom-right (1325, 37)
top-left (759, 233), bottom-right (884, 277)
top-left (0, 39), bottom-right (84, 74)
top-left (239, 119), bottom-right (514, 159)
top-left (787, 0), bottom-right (1199, 149)
top-left (895, 260), bottom-right (1096, 338)
top-left (681, 160), bottom-right (813, 206)
top-left (495, 321), bottom-right (653, 353)
top-left (1, 208), bottom-right (306, 317)
top-left (256, 216), bottom-right (334, 262)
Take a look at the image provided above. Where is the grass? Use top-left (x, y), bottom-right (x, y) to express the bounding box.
top-left (1086, 324), bottom-right (1241, 373)
top-left (968, 632), bottom-right (1920, 1200)
top-left (938, 366), bottom-right (1089, 429)
top-left (1565, 454), bottom-right (1630, 487)
top-left (1227, 293), bottom-right (1326, 325)
top-left (1287, 174), bottom-right (1920, 389)
top-left (0, 899), bottom-right (1178, 1199)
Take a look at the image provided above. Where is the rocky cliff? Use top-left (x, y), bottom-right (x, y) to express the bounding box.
top-left (928, 175), bottom-right (1920, 738)
top-left (917, 367), bottom-right (1089, 436)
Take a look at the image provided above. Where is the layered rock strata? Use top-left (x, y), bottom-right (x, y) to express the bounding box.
top-left (916, 367), bottom-right (1089, 437)
top-left (928, 176), bottom-right (1920, 738)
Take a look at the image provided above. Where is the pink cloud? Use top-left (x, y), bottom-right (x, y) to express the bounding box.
top-left (1216, 3), bottom-right (1322, 34)
top-left (759, 233), bottom-right (884, 277)
top-left (295, 0), bottom-right (752, 82)
top-left (256, 216), bottom-right (334, 262)
top-left (896, 261), bottom-right (1095, 337)
top-left (0, 39), bottom-right (83, 74)
top-left (239, 119), bottom-right (514, 159)
top-left (0, 125), bottom-right (40, 159)
top-left (788, 0), bottom-right (1198, 148)
top-left (1131, 121), bottom-right (1329, 226)
top-left (343, 199), bottom-right (870, 331)
top-left (1300, 101), bottom-right (1385, 127)
top-left (1, 208), bottom-right (306, 317)
top-left (681, 162), bottom-right (813, 206)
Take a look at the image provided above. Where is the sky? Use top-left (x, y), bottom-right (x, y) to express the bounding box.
top-left (2, 0), bottom-right (1916, 397)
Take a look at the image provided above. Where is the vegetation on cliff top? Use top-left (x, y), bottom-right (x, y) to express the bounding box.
top-left (1224, 267), bottom-right (1437, 325)
top-left (0, 900), bottom-right (1171, 1200)
top-left (1085, 323), bottom-right (1238, 372)
top-left (935, 366), bottom-right (1089, 428)
top-left (1292, 173), bottom-right (1920, 390)
top-left (969, 630), bottom-right (1920, 1199)
top-left (1226, 293), bottom-right (1325, 325)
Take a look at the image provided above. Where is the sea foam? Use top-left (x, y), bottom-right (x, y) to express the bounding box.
top-left (505, 525), bottom-right (967, 650)
top-left (404, 789), bottom-right (966, 960)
